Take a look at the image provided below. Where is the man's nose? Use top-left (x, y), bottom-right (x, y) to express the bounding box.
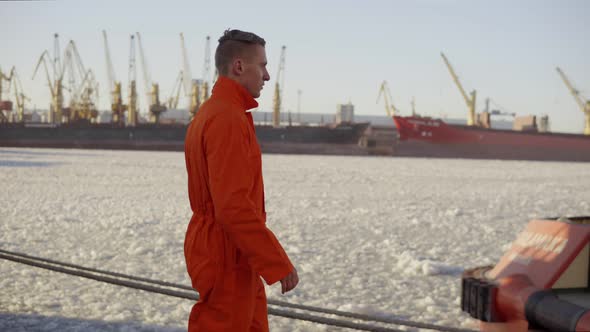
top-left (264, 71), bottom-right (270, 81)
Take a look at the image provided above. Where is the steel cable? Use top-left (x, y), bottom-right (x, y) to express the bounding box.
top-left (0, 248), bottom-right (476, 332)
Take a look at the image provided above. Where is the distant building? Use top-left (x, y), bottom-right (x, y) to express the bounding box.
top-left (40, 110), bottom-right (49, 123)
top-left (537, 115), bottom-right (550, 133)
top-left (22, 110), bottom-right (43, 122)
top-left (513, 115), bottom-right (537, 132)
top-left (97, 111), bottom-right (112, 124)
top-left (336, 102), bottom-right (354, 124)
top-left (160, 109), bottom-right (191, 124)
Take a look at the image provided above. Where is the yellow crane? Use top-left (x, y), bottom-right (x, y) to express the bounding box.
top-left (167, 70), bottom-right (184, 110)
top-left (556, 67), bottom-right (590, 135)
top-left (76, 68), bottom-right (100, 122)
top-left (136, 32), bottom-right (166, 124)
top-left (441, 52), bottom-right (477, 126)
top-left (179, 33), bottom-right (198, 118)
top-left (0, 66), bottom-right (14, 122)
top-left (32, 34), bottom-right (65, 124)
top-left (128, 35), bottom-right (138, 126)
top-left (272, 46), bottom-right (286, 127)
top-left (376, 80), bottom-right (400, 117)
top-left (201, 36), bottom-right (211, 106)
top-left (33, 51), bottom-right (61, 123)
top-left (9, 68), bottom-right (30, 123)
top-left (103, 30), bottom-right (127, 126)
top-left (62, 40), bottom-right (99, 123)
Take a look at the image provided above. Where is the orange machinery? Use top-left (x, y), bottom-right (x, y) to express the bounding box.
top-left (461, 217), bottom-right (590, 331)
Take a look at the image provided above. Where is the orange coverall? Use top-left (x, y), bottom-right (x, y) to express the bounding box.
top-left (184, 76), bottom-right (294, 331)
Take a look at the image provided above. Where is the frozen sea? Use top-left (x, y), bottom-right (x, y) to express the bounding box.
top-left (1, 147), bottom-right (589, 331)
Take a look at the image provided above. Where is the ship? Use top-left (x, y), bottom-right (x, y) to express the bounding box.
top-left (392, 115), bottom-right (590, 162)
top-left (0, 32), bottom-right (376, 156)
top-left (0, 120), bottom-right (370, 155)
top-left (253, 122), bottom-right (370, 155)
top-left (386, 54), bottom-right (590, 162)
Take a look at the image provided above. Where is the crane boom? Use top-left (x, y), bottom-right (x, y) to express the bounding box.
top-left (135, 32), bottom-right (152, 108)
top-left (201, 36), bottom-right (211, 103)
top-left (377, 80), bottom-right (399, 117)
top-left (136, 32), bottom-right (166, 123)
top-left (556, 67), bottom-right (586, 111)
top-left (62, 42), bottom-right (80, 108)
top-left (441, 52), bottom-right (470, 105)
top-left (441, 52), bottom-right (477, 126)
top-left (103, 30), bottom-right (126, 125)
top-left (32, 34), bottom-right (65, 124)
top-left (203, 36), bottom-right (211, 84)
top-left (179, 34), bottom-right (212, 119)
top-left (128, 34), bottom-right (138, 126)
top-left (167, 70), bottom-right (184, 109)
top-left (1, 66), bottom-right (15, 81)
top-left (10, 68), bottom-right (29, 122)
top-left (32, 51), bottom-right (55, 97)
top-left (556, 67), bottom-right (590, 135)
top-left (272, 46), bottom-right (286, 127)
top-left (1, 66), bottom-right (15, 101)
top-left (63, 41), bottom-right (87, 79)
top-left (128, 35), bottom-right (137, 84)
top-left (32, 47), bottom-right (64, 124)
top-left (102, 30), bottom-right (116, 103)
top-left (180, 32), bottom-right (199, 118)
top-left (179, 33), bottom-right (193, 96)
top-left (53, 34), bottom-right (62, 80)
top-left (61, 40), bottom-right (99, 122)
top-left (0, 66), bottom-right (15, 122)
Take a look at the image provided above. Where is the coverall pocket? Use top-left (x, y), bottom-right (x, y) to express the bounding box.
top-left (234, 248), bottom-right (250, 268)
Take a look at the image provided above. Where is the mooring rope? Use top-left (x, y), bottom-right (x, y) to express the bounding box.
top-left (0, 248), bottom-right (476, 332)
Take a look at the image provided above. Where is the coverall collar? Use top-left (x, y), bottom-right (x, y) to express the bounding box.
top-left (212, 76), bottom-right (259, 112)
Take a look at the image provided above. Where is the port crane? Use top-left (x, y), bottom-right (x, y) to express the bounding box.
top-left (128, 35), bottom-right (138, 126)
top-left (556, 67), bottom-right (590, 135)
top-left (9, 68), bottom-right (30, 123)
top-left (62, 40), bottom-right (99, 123)
top-left (32, 34), bottom-right (65, 124)
top-left (103, 30), bottom-right (127, 126)
top-left (0, 67), bottom-right (29, 123)
top-left (179, 33), bottom-right (198, 117)
top-left (272, 46), bottom-right (286, 127)
top-left (0, 66), bottom-right (14, 122)
top-left (376, 80), bottom-right (400, 117)
top-left (179, 34), bottom-right (212, 119)
top-left (441, 52), bottom-right (477, 126)
top-left (201, 36), bottom-right (211, 106)
top-left (136, 32), bottom-right (166, 124)
top-left (167, 70), bottom-right (184, 110)
top-left (75, 68), bottom-right (100, 122)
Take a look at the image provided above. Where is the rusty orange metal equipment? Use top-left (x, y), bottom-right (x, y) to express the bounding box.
top-left (461, 216), bottom-right (590, 332)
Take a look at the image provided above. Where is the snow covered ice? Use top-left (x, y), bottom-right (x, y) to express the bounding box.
top-left (1, 147), bottom-right (589, 331)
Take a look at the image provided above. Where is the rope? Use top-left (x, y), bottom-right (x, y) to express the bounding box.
top-left (0, 248), bottom-right (476, 332)
top-left (0, 251), bottom-right (403, 332)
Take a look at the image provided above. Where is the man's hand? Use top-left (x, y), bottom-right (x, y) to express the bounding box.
top-left (280, 267), bottom-right (299, 294)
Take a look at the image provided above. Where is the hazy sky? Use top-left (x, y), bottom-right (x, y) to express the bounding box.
top-left (1, 0), bottom-right (588, 133)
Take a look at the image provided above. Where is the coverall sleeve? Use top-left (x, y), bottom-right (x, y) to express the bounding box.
top-left (205, 112), bottom-right (294, 285)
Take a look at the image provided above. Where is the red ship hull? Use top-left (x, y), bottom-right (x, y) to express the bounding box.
top-left (392, 116), bottom-right (590, 162)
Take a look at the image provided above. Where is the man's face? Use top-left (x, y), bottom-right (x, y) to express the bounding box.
top-left (239, 44), bottom-right (271, 98)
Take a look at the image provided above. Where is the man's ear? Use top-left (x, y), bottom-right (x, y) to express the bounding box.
top-left (231, 58), bottom-right (244, 76)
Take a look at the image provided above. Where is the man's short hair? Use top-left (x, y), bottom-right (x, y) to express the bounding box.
top-left (215, 29), bottom-right (266, 76)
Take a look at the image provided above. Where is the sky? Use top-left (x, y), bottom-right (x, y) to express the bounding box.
top-left (0, 0), bottom-right (588, 133)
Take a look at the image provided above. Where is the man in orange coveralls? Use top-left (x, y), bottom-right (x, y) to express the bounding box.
top-left (183, 29), bottom-right (299, 331)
